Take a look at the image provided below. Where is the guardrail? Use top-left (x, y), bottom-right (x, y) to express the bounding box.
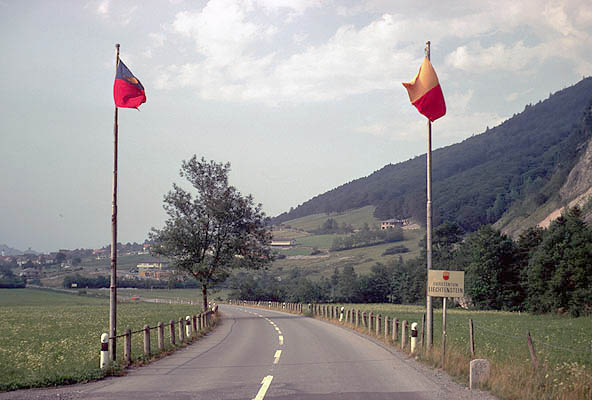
top-left (100, 306), bottom-right (218, 369)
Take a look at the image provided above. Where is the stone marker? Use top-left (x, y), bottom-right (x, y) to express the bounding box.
top-left (470, 359), bottom-right (491, 390)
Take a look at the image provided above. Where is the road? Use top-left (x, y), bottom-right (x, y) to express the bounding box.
top-left (1, 304), bottom-right (496, 400)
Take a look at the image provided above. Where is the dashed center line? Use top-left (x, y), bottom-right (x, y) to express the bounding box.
top-left (273, 350), bottom-right (282, 364)
top-left (252, 375), bottom-right (273, 400)
top-left (279, 335), bottom-right (284, 346)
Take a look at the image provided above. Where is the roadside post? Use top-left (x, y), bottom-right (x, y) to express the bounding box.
top-left (100, 333), bottom-right (109, 369)
top-left (186, 316), bottom-right (192, 338)
top-left (410, 322), bottom-right (418, 353)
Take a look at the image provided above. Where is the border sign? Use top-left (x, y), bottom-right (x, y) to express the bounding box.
top-left (427, 270), bottom-right (464, 297)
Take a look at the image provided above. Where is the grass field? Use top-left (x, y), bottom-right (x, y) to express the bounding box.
top-left (333, 303), bottom-right (591, 399)
top-left (272, 228), bottom-right (424, 278)
top-left (83, 287), bottom-right (231, 303)
top-left (280, 205), bottom-right (380, 232)
top-left (0, 289), bottom-right (208, 391)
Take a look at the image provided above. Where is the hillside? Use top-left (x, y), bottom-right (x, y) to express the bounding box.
top-left (274, 78), bottom-right (592, 235)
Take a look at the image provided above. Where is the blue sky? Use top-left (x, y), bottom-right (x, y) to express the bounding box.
top-left (1, 0), bottom-right (591, 252)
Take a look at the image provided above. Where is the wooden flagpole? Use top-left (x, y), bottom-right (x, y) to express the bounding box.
top-left (425, 40), bottom-right (434, 349)
top-left (109, 43), bottom-right (120, 362)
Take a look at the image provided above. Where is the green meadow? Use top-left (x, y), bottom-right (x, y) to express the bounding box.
top-left (0, 289), bottom-right (206, 391)
top-left (333, 303), bottom-right (592, 399)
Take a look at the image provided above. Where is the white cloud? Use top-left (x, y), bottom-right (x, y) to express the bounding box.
top-left (159, 12), bottom-right (417, 103)
top-left (253, 0), bottom-right (325, 15)
top-left (446, 41), bottom-right (537, 72)
top-left (151, 0), bottom-right (592, 106)
top-left (96, 0), bottom-right (110, 15)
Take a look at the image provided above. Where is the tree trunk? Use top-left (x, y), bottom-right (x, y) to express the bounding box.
top-left (202, 284), bottom-right (208, 312)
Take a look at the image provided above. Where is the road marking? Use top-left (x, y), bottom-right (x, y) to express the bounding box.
top-left (279, 335), bottom-right (284, 345)
top-left (252, 375), bottom-right (273, 400)
top-left (273, 350), bottom-right (282, 364)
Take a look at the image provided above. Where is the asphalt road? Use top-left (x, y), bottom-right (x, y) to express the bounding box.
top-left (1, 305), bottom-right (496, 400)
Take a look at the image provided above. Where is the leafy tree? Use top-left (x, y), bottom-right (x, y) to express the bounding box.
top-left (150, 156), bottom-right (273, 311)
top-left (56, 252), bottom-right (67, 264)
top-left (337, 265), bottom-right (361, 303)
top-left (527, 207), bottom-right (592, 316)
top-left (461, 226), bottom-right (521, 310)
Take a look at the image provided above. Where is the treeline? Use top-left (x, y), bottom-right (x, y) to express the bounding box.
top-left (331, 226), bottom-right (404, 251)
top-left (312, 218), bottom-right (354, 234)
top-left (232, 207), bottom-right (592, 317)
top-left (62, 274), bottom-right (200, 289)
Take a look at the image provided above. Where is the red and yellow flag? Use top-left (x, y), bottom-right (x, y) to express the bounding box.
top-left (403, 58), bottom-right (446, 122)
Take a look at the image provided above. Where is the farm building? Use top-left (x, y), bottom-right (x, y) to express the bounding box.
top-left (270, 240), bottom-right (295, 247)
top-left (380, 219), bottom-right (409, 230)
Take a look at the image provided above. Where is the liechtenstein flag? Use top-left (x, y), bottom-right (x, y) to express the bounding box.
top-left (113, 60), bottom-right (146, 109)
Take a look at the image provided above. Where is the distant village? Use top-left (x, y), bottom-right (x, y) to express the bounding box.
top-left (0, 242), bottom-right (174, 283)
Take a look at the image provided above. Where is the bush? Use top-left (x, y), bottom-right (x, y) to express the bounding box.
top-left (381, 245), bottom-right (409, 256)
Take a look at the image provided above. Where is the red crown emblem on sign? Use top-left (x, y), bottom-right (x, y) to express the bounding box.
top-left (443, 271), bottom-right (450, 281)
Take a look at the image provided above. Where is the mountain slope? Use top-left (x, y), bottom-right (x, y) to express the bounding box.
top-left (274, 78), bottom-right (592, 233)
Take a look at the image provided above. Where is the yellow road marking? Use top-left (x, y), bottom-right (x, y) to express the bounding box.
top-left (279, 335), bottom-right (284, 345)
top-left (273, 350), bottom-right (282, 364)
top-left (252, 375), bottom-right (273, 400)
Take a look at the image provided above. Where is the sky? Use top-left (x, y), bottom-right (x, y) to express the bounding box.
top-left (1, 0), bottom-right (591, 253)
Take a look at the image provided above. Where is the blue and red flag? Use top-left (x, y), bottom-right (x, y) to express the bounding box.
top-left (113, 60), bottom-right (146, 109)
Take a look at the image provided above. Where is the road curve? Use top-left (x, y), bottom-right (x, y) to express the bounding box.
top-left (1, 304), bottom-right (496, 400)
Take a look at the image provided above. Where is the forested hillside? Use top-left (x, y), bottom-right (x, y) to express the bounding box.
top-left (274, 78), bottom-right (592, 233)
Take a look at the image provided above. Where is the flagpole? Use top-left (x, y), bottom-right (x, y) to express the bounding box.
top-left (425, 40), bottom-right (433, 349)
top-left (109, 43), bottom-right (120, 362)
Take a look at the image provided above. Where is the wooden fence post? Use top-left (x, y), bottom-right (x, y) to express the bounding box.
top-left (178, 317), bottom-right (185, 342)
top-left (527, 331), bottom-right (538, 369)
top-left (401, 320), bottom-right (408, 349)
top-left (393, 318), bottom-right (399, 342)
top-left (376, 314), bottom-right (381, 336)
top-left (421, 313), bottom-right (426, 348)
top-left (192, 315), bottom-right (197, 335)
top-left (170, 320), bottom-right (175, 346)
top-left (143, 325), bottom-right (151, 357)
top-left (384, 316), bottom-right (389, 341)
top-left (368, 312), bottom-right (373, 334)
top-left (124, 328), bottom-right (131, 364)
top-left (157, 322), bottom-right (164, 351)
top-left (469, 319), bottom-right (475, 358)
top-left (355, 310), bottom-right (359, 328)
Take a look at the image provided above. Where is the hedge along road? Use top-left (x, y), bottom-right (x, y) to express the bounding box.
top-left (0, 305), bottom-right (497, 400)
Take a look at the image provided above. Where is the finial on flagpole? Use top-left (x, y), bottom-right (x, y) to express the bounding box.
top-left (425, 41), bottom-right (430, 60)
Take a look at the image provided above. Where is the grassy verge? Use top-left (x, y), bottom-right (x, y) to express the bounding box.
top-left (332, 304), bottom-right (592, 400)
top-left (0, 289), bottom-right (216, 391)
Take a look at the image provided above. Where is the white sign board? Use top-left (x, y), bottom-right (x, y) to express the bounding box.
top-left (427, 270), bottom-right (464, 297)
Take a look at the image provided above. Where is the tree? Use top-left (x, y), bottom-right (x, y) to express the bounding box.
top-left (150, 156), bottom-right (273, 311)
top-left (527, 207), bottom-right (592, 316)
top-left (461, 226), bottom-right (520, 310)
